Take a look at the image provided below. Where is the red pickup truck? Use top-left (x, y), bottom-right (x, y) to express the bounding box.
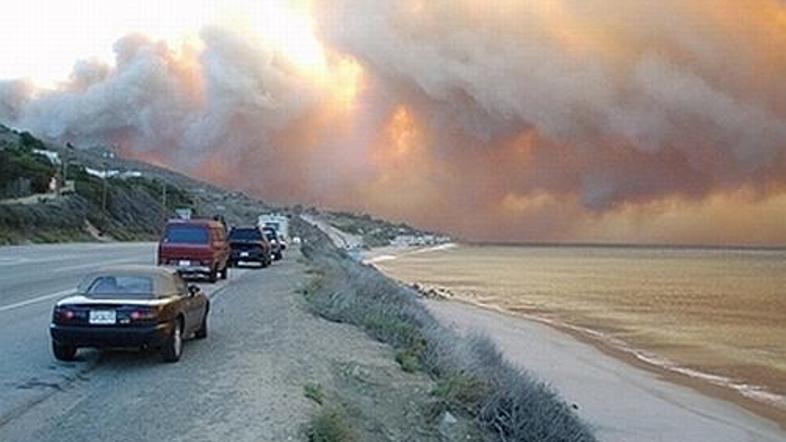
top-left (157, 219), bottom-right (230, 283)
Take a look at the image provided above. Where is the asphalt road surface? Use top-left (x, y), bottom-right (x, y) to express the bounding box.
top-left (0, 242), bottom-right (314, 441)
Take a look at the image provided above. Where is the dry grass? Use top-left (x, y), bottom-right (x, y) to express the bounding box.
top-left (306, 406), bottom-right (356, 442)
top-left (295, 217), bottom-right (596, 442)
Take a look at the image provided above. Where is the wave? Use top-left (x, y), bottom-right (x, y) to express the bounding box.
top-left (365, 242), bottom-right (458, 265)
top-left (453, 295), bottom-right (786, 412)
top-left (365, 254), bottom-right (398, 263)
top-left (411, 242), bottom-right (458, 254)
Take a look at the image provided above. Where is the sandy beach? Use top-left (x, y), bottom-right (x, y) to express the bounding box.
top-left (424, 298), bottom-right (786, 442)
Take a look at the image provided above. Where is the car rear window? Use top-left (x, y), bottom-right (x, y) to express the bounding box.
top-left (86, 276), bottom-right (154, 298)
top-left (164, 225), bottom-right (209, 244)
top-left (229, 228), bottom-right (262, 241)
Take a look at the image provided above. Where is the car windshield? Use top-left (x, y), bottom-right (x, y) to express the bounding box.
top-left (164, 225), bottom-right (209, 244)
top-left (229, 228), bottom-right (262, 241)
top-left (85, 275), bottom-right (154, 299)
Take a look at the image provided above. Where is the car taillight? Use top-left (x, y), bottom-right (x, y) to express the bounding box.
top-left (130, 307), bottom-right (157, 322)
top-left (53, 306), bottom-right (75, 323)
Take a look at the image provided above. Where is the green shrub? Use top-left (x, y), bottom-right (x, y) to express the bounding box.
top-left (304, 383), bottom-right (325, 405)
top-left (432, 374), bottom-right (489, 413)
top-left (0, 149), bottom-right (55, 197)
top-left (395, 350), bottom-right (420, 373)
top-left (306, 406), bottom-right (355, 442)
top-left (19, 131), bottom-right (46, 150)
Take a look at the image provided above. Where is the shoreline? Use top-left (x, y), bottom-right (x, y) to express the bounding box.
top-left (363, 244), bottom-right (786, 438)
top-left (424, 298), bottom-right (786, 441)
top-left (442, 297), bottom-right (786, 432)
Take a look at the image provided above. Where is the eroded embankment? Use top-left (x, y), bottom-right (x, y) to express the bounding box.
top-left (294, 217), bottom-right (596, 442)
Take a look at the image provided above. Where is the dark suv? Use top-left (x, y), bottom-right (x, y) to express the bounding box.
top-left (228, 226), bottom-right (272, 268)
top-left (157, 219), bottom-right (230, 283)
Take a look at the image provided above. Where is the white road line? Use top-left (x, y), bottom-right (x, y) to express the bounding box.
top-left (0, 290), bottom-right (74, 313)
top-left (52, 258), bottom-right (145, 273)
top-left (0, 267), bottom-right (247, 312)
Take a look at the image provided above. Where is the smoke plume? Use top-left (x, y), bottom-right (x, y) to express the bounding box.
top-left (2, 0), bottom-right (786, 245)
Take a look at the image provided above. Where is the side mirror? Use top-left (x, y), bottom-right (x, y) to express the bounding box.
top-left (187, 284), bottom-right (200, 296)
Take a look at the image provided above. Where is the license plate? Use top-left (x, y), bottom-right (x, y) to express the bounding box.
top-left (89, 310), bottom-right (116, 325)
top-left (240, 252), bottom-right (249, 257)
top-left (178, 260), bottom-right (192, 266)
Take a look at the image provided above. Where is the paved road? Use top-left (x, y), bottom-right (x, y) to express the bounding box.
top-left (0, 243), bottom-right (159, 424)
top-left (0, 242), bottom-right (295, 440)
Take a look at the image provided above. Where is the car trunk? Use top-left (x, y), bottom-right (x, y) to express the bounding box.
top-left (230, 241), bottom-right (263, 252)
top-left (54, 302), bottom-right (161, 327)
top-left (158, 243), bottom-right (214, 265)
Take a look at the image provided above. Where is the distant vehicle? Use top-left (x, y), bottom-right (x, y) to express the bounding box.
top-left (262, 226), bottom-right (283, 261)
top-left (228, 226), bottom-right (272, 268)
top-left (175, 208), bottom-right (192, 220)
top-left (49, 266), bottom-right (209, 363)
top-left (258, 214), bottom-right (289, 248)
top-left (157, 219), bottom-right (230, 283)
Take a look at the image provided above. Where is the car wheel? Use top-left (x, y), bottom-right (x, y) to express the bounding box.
top-left (220, 265), bottom-right (228, 280)
top-left (208, 266), bottom-right (218, 283)
top-left (195, 313), bottom-right (208, 340)
top-left (161, 319), bottom-right (183, 363)
top-left (275, 252), bottom-right (282, 261)
top-left (52, 342), bottom-right (77, 361)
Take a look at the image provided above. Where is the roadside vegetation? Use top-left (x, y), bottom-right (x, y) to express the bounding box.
top-left (0, 136), bottom-right (54, 199)
top-left (304, 382), bottom-right (326, 405)
top-left (0, 126), bottom-right (268, 245)
top-left (306, 405), bottom-right (356, 442)
top-left (295, 217), bottom-right (596, 441)
top-left (0, 147), bottom-right (191, 243)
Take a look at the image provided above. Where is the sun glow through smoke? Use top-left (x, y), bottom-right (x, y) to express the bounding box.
top-left (2, 0), bottom-right (786, 245)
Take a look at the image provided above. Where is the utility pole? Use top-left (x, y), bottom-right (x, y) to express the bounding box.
top-left (102, 160), bottom-right (108, 212)
top-left (162, 181), bottom-right (167, 223)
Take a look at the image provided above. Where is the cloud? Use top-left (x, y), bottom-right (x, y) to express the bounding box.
top-left (1, 0), bottom-right (786, 245)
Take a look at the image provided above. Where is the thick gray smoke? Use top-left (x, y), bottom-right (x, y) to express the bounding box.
top-left (2, 0), bottom-right (786, 244)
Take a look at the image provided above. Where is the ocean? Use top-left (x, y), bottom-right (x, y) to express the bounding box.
top-left (370, 244), bottom-right (786, 413)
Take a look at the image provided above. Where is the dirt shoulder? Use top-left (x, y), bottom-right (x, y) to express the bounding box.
top-left (0, 248), bottom-right (460, 441)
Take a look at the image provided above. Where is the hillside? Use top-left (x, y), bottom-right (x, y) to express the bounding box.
top-left (0, 125), bottom-right (439, 246)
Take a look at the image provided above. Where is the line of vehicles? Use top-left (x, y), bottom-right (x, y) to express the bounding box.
top-left (49, 214), bottom-right (291, 363)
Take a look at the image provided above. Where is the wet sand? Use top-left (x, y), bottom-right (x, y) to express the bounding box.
top-left (425, 298), bottom-right (786, 442)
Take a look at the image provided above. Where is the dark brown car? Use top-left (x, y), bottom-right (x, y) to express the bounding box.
top-left (158, 219), bottom-right (230, 282)
top-left (49, 266), bottom-right (209, 363)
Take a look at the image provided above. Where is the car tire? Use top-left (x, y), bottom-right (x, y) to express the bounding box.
top-left (220, 265), bottom-right (228, 280)
top-left (161, 319), bottom-right (183, 363)
top-left (52, 342), bottom-right (77, 361)
top-left (208, 266), bottom-right (218, 283)
top-left (274, 252), bottom-right (282, 261)
top-left (195, 313), bottom-right (208, 340)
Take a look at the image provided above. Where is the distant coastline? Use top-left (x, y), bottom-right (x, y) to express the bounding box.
top-left (467, 240), bottom-right (786, 252)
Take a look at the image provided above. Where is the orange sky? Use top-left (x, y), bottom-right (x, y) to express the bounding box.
top-left (1, 0), bottom-right (785, 245)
